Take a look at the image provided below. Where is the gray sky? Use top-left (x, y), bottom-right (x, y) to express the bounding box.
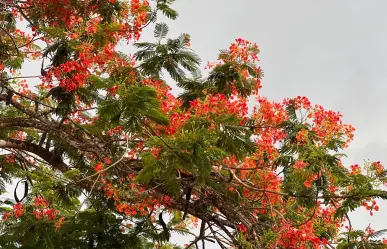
top-left (13, 0), bottom-right (387, 246)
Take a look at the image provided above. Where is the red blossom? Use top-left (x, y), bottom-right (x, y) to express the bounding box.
top-left (94, 162), bottom-right (104, 172)
top-left (13, 202), bottom-right (24, 218)
top-left (2, 212), bottom-right (10, 221)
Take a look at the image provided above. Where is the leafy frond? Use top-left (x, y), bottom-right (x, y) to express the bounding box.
top-left (154, 22), bottom-right (169, 40)
top-left (158, 0), bottom-right (179, 20)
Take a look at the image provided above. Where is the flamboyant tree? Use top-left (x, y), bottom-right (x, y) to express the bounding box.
top-left (0, 0), bottom-right (387, 248)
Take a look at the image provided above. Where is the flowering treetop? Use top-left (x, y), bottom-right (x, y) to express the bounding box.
top-left (0, 0), bottom-right (387, 248)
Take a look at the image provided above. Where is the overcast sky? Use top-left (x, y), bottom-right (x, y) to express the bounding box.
top-left (13, 0), bottom-right (387, 246)
top-left (158, 0), bottom-right (387, 243)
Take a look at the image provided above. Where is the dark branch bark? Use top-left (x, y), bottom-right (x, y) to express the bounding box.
top-left (0, 138), bottom-right (68, 172)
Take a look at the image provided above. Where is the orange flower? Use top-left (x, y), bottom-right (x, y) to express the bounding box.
top-left (304, 180), bottom-right (312, 188)
top-left (94, 162), bottom-right (104, 172)
top-left (293, 160), bottom-right (309, 170)
top-left (104, 157), bottom-right (113, 165)
top-left (2, 212), bottom-right (10, 221)
top-left (13, 202), bottom-right (24, 218)
top-left (55, 217), bottom-right (65, 230)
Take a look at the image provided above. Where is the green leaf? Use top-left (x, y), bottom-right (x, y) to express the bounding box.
top-left (154, 22), bottom-right (169, 40)
top-left (158, 2), bottom-right (179, 20)
top-left (98, 100), bottom-right (122, 120)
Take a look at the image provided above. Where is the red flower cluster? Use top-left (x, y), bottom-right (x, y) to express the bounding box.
top-left (33, 196), bottom-right (58, 220)
top-left (13, 202), bottom-right (24, 218)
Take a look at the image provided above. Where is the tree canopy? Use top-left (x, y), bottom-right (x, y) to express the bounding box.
top-left (0, 0), bottom-right (387, 248)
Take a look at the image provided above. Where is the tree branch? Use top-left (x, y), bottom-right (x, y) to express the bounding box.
top-left (0, 138), bottom-right (68, 172)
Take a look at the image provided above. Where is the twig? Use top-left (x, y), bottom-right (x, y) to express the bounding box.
top-left (142, 120), bottom-right (173, 150)
top-left (0, 85), bottom-right (55, 109)
top-left (75, 174), bottom-right (100, 216)
top-left (227, 169), bottom-right (386, 200)
top-left (185, 220), bottom-right (208, 249)
top-left (0, 26), bottom-right (20, 54)
top-left (77, 133), bottom-right (130, 183)
top-left (207, 223), bottom-right (228, 249)
top-left (17, 36), bottom-right (43, 49)
top-left (7, 75), bottom-right (41, 80)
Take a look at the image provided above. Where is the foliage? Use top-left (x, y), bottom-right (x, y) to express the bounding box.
top-left (0, 0), bottom-right (387, 248)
